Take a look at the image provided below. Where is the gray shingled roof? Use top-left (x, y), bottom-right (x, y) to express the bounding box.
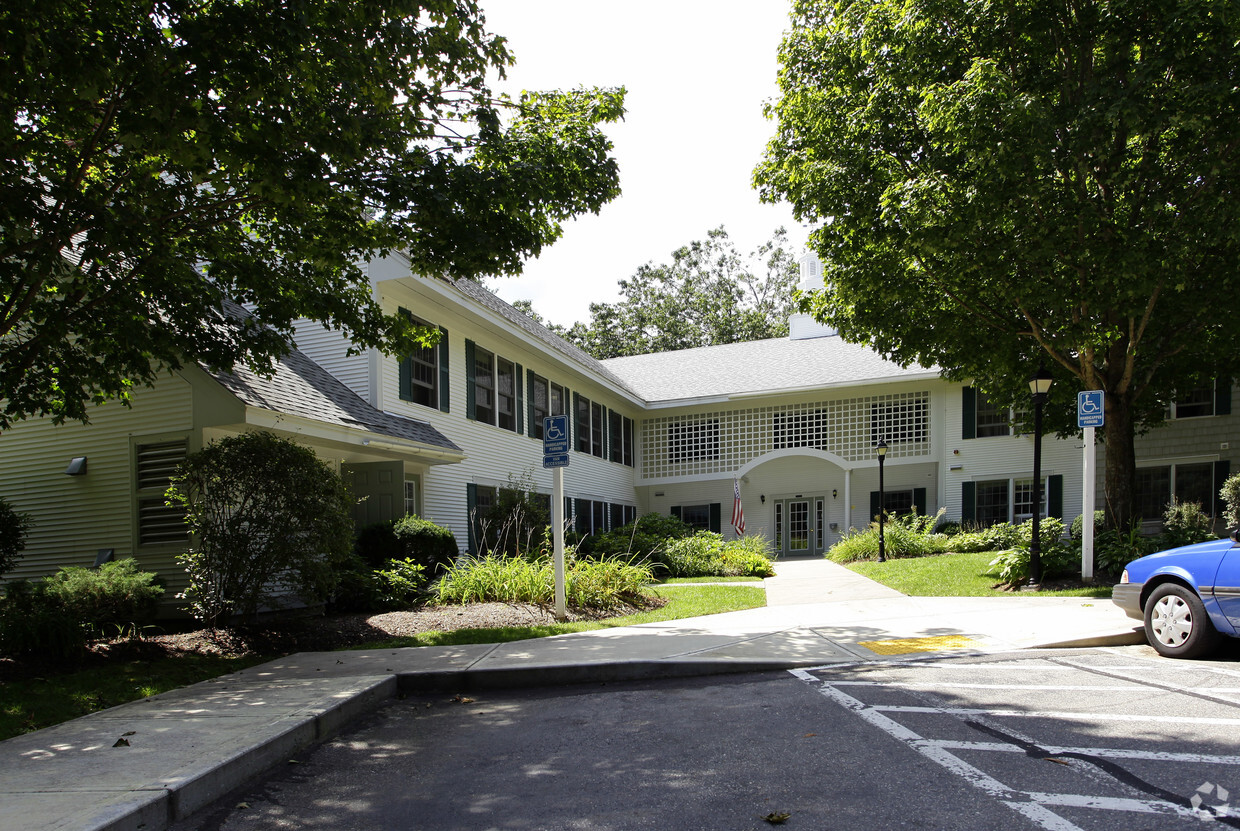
top-left (450, 279), bottom-right (641, 398)
top-left (213, 347), bottom-right (461, 453)
top-left (601, 335), bottom-right (938, 403)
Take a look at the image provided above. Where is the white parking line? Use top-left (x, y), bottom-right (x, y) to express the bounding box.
top-left (872, 705), bottom-right (1240, 727)
top-left (927, 739), bottom-right (1240, 767)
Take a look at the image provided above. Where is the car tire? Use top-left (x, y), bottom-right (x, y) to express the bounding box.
top-left (1144, 582), bottom-right (1221, 659)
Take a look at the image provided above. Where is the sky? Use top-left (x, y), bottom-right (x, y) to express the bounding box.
top-left (480, 1), bottom-right (808, 328)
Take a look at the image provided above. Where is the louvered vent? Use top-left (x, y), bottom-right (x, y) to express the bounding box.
top-left (135, 440), bottom-right (189, 544)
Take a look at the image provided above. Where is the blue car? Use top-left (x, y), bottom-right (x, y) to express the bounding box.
top-left (1113, 532), bottom-right (1240, 658)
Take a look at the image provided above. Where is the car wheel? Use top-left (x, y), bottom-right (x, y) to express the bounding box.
top-left (1144, 583), bottom-right (1221, 659)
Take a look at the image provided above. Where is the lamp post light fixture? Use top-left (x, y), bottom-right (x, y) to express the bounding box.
top-left (876, 439), bottom-right (888, 563)
top-left (1028, 366), bottom-right (1054, 586)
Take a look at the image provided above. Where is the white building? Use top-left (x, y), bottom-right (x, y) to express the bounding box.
top-left (1, 252), bottom-right (1234, 597)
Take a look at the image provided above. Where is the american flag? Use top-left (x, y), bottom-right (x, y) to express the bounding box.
top-left (732, 479), bottom-right (746, 535)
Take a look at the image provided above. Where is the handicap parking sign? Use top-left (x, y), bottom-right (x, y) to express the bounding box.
top-left (1078, 390), bottom-right (1104, 428)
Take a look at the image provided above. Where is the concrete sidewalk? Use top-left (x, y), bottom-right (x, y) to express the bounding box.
top-left (0, 558), bottom-right (1141, 831)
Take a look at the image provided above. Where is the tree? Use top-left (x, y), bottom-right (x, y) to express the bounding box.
top-left (168, 432), bottom-right (354, 626)
top-left (756, 0), bottom-right (1240, 530)
top-left (1, 0), bottom-right (624, 427)
top-left (557, 227), bottom-right (799, 359)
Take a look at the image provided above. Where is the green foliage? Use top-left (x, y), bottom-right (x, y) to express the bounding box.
top-left (722, 535), bottom-right (778, 578)
top-left (556, 227), bottom-right (800, 359)
top-left (757, 0), bottom-right (1240, 531)
top-left (354, 522), bottom-right (405, 570)
top-left (0, 581), bottom-right (85, 660)
top-left (849, 551), bottom-right (1111, 599)
top-left (168, 433), bottom-right (354, 626)
top-left (43, 559), bottom-right (163, 635)
top-left (373, 558), bottom-right (427, 609)
top-left (827, 511), bottom-right (951, 563)
top-left (585, 513), bottom-right (695, 561)
top-left (474, 474), bottom-right (551, 557)
top-left (392, 515), bottom-right (459, 576)
top-left (0, 1), bottom-right (624, 427)
top-left (654, 532), bottom-right (777, 578)
top-left (0, 496), bottom-right (31, 577)
top-left (1160, 499), bottom-right (1217, 549)
top-left (1221, 473), bottom-right (1240, 530)
top-left (987, 542), bottom-right (1078, 587)
top-left (1070, 511), bottom-right (1108, 541)
top-left (432, 555), bottom-right (653, 611)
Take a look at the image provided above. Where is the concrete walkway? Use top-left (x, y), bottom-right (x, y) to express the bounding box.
top-left (0, 557), bottom-right (1141, 831)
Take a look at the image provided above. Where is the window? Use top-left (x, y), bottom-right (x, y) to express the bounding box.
top-left (774, 410), bottom-right (826, 450)
top-left (1135, 462), bottom-right (1220, 521)
top-left (975, 391), bottom-right (1010, 438)
top-left (403, 477), bottom-right (419, 517)
top-left (528, 375), bottom-right (566, 440)
top-left (680, 504), bottom-right (712, 531)
top-left (668, 419), bottom-right (720, 463)
top-left (135, 439), bottom-right (189, 545)
top-left (573, 394), bottom-right (606, 458)
top-left (467, 341), bottom-right (522, 432)
top-left (1172, 386), bottom-right (1214, 419)
top-left (609, 412), bottom-right (634, 466)
top-left (967, 476), bottom-right (1060, 527)
top-left (871, 395), bottom-right (928, 445)
top-left (975, 481), bottom-right (1010, 527)
top-left (398, 311), bottom-right (447, 411)
top-left (497, 357), bottom-right (516, 431)
top-left (1013, 478), bottom-right (1046, 523)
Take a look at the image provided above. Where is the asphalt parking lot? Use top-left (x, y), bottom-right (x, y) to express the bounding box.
top-left (173, 645), bottom-right (1240, 831)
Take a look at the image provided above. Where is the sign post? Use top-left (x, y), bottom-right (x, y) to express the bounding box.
top-left (543, 415), bottom-right (570, 620)
top-left (1077, 391), bottom-right (1104, 581)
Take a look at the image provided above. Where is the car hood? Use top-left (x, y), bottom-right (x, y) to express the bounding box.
top-left (1124, 537), bottom-right (1234, 582)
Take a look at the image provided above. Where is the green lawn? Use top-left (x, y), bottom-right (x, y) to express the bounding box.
top-left (0, 583), bottom-right (766, 742)
top-left (847, 551), bottom-right (1113, 598)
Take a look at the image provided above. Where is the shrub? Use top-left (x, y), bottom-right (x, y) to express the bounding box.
top-left (986, 541), bottom-right (1079, 586)
top-left (584, 513), bottom-right (694, 561)
top-left (0, 497), bottom-right (32, 578)
top-left (826, 510), bottom-right (950, 563)
top-left (720, 535), bottom-right (777, 577)
top-left (432, 554), bottom-right (652, 611)
top-left (330, 553), bottom-right (384, 613)
top-left (1160, 499), bottom-right (1217, 548)
top-left (1070, 510), bottom-right (1107, 541)
top-left (392, 515), bottom-right (459, 576)
top-left (168, 432), bottom-right (354, 626)
top-left (354, 521), bottom-right (403, 570)
top-left (0, 580), bottom-right (85, 660)
top-left (373, 558), bottom-right (427, 608)
top-left (659, 533), bottom-right (726, 577)
top-left (473, 473), bottom-right (552, 556)
top-left (1222, 472), bottom-right (1240, 530)
top-left (43, 559), bottom-right (163, 635)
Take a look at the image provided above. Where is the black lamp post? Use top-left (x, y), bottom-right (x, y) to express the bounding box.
top-left (876, 439), bottom-right (888, 563)
top-left (1028, 366), bottom-right (1054, 586)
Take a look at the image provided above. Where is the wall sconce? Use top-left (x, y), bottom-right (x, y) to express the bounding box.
top-left (832, 489), bottom-right (838, 499)
top-left (64, 456), bottom-right (87, 476)
top-left (760, 494), bottom-right (766, 504)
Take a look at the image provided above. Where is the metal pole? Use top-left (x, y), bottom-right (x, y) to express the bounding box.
top-left (552, 465), bottom-right (566, 620)
top-left (1030, 395), bottom-right (1044, 585)
top-left (877, 451), bottom-right (886, 563)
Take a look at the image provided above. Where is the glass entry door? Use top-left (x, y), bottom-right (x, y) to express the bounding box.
top-left (775, 496), bottom-right (825, 557)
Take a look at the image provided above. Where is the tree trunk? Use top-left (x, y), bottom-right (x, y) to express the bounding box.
top-left (1102, 394), bottom-right (1138, 531)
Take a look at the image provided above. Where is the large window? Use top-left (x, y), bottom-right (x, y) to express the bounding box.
top-left (1135, 462), bottom-right (1219, 521)
top-left (975, 481), bottom-right (1011, 527)
top-left (1172, 386), bottom-right (1215, 419)
top-left (975, 391), bottom-right (1011, 438)
top-left (528, 374), bottom-right (567, 440)
top-left (398, 312), bottom-right (446, 411)
top-left (668, 419), bottom-right (720, 463)
top-left (609, 411), bottom-right (634, 467)
top-left (672, 503), bottom-right (721, 533)
top-left (573, 394), bottom-right (606, 458)
top-left (967, 476), bottom-right (1059, 527)
top-left (467, 340), bottom-right (521, 433)
top-left (135, 439), bottom-right (189, 545)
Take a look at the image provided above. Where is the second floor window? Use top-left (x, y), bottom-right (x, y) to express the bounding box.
top-left (467, 340), bottom-right (521, 433)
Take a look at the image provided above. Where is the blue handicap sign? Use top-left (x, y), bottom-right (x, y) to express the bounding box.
top-left (1078, 390), bottom-right (1104, 428)
top-left (543, 415), bottom-right (570, 456)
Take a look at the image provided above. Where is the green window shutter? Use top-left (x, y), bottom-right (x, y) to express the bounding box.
top-left (438, 327), bottom-right (450, 413)
top-left (397, 307), bottom-right (413, 402)
top-left (1215, 461), bottom-right (1231, 515)
top-left (671, 505), bottom-right (682, 520)
top-left (1216, 378), bottom-right (1232, 416)
top-left (575, 499), bottom-right (589, 535)
top-left (466, 484), bottom-right (478, 554)
top-left (1047, 475), bottom-right (1063, 519)
top-left (870, 491), bottom-right (880, 521)
top-left (961, 482), bottom-right (976, 523)
top-left (603, 408), bottom-right (611, 460)
top-left (464, 339), bottom-right (476, 420)
top-left (709, 503), bottom-right (721, 533)
top-left (515, 363), bottom-right (524, 434)
top-left (962, 387), bottom-right (977, 440)
top-left (573, 392), bottom-right (583, 451)
top-left (913, 488), bottom-right (927, 516)
top-left (527, 372), bottom-right (537, 437)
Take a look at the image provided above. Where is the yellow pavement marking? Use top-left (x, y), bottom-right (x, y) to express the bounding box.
top-left (858, 636), bottom-right (978, 655)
